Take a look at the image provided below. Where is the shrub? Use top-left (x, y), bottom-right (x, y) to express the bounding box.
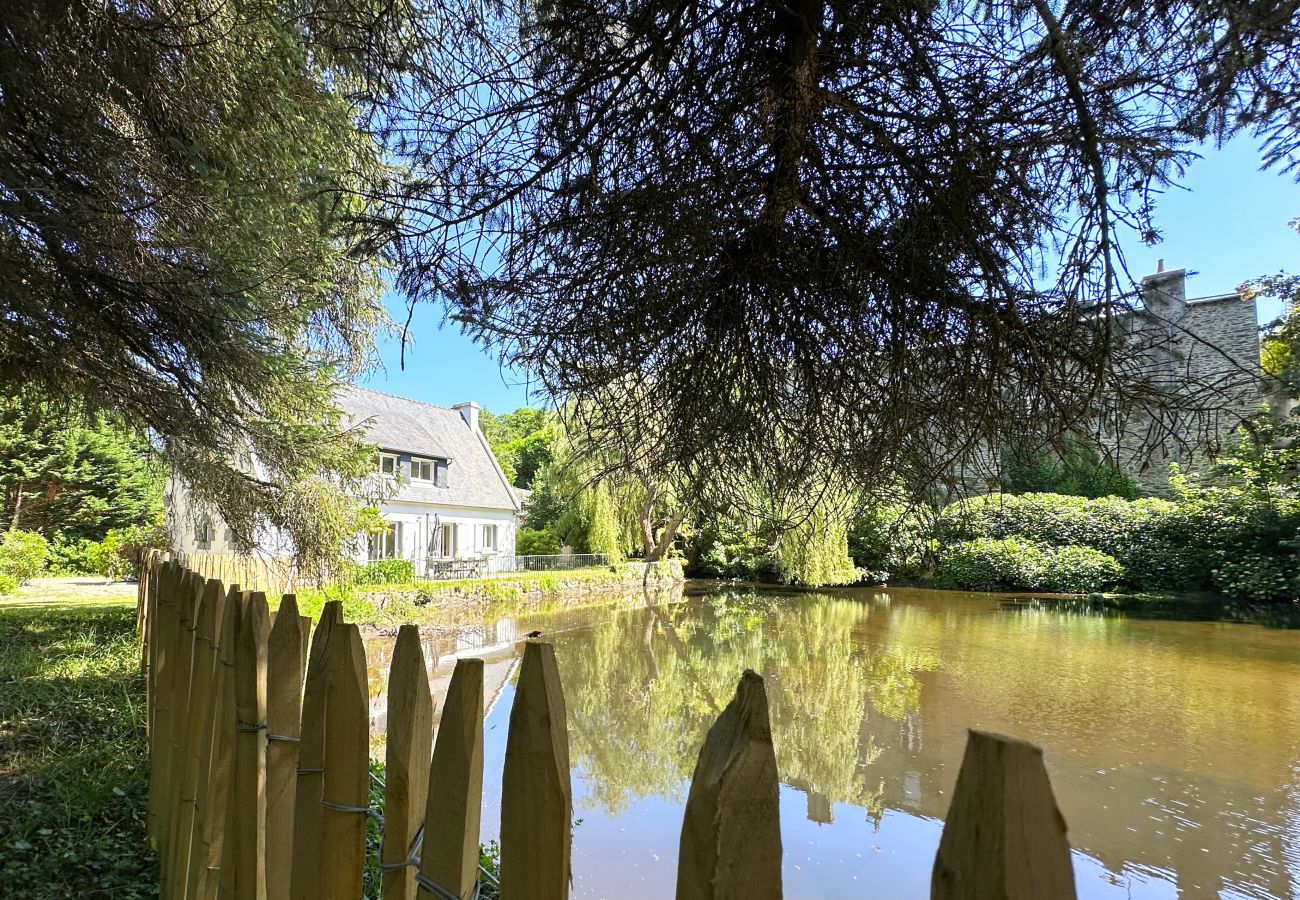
top-left (1211, 554), bottom-right (1299, 603)
top-left (936, 490), bottom-right (1300, 599)
top-left (1039, 545), bottom-right (1125, 593)
top-left (847, 503), bottom-right (934, 580)
top-left (935, 537), bottom-right (1043, 591)
top-left (47, 535), bottom-right (99, 575)
top-left (355, 559), bottom-right (415, 585)
top-left (516, 527), bottom-right (561, 556)
top-left (0, 529), bottom-right (51, 586)
top-left (0, 574), bottom-right (17, 595)
top-left (694, 535), bottom-right (781, 582)
top-left (92, 522), bottom-right (168, 581)
top-left (936, 537), bottom-right (1123, 593)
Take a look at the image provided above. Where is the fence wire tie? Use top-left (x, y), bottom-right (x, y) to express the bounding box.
top-left (412, 871), bottom-right (478, 900)
top-left (237, 719), bottom-right (267, 733)
top-left (378, 823), bottom-right (424, 873)
top-left (266, 733), bottom-right (300, 743)
top-left (296, 766), bottom-right (324, 775)
top-left (320, 797), bottom-right (382, 824)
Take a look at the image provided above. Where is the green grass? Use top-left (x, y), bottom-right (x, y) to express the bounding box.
top-left (0, 601), bottom-right (155, 898)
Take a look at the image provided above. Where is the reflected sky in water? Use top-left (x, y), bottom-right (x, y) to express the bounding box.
top-left (364, 586), bottom-right (1300, 899)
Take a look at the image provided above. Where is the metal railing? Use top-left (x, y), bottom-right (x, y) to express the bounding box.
top-left (416, 552), bottom-right (611, 581)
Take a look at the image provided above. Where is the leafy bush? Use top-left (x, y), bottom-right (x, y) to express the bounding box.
top-left (1039, 545), bottom-right (1125, 593)
top-left (847, 503), bottom-right (934, 580)
top-left (1211, 554), bottom-right (1299, 603)
top-left (516, 527), bottom-right (561, 556)
top-left (936, 490), bottom-right (1300, 599)
top-left (936, 537), bottom-right (1123, 593)
top-left (0, 529), bottom-right (51, 586)
top-left (0, 574), bottom-right (17, 595)
top-left (694, 533), bottom-right (781, 582)
top-left (47, 535), bottom-right (98, 575)
top-left (935, 537), bottom-right (1044, 591)
top-left (355, 559), bottom-right (415, 585)
top-left (92, 522), bottom-right (168, 581)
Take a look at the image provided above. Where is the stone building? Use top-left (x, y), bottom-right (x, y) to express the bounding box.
top-left (1113, 264), bottom-right (1262, 491)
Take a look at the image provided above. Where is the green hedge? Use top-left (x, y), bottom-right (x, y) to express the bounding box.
top-left (935, 537), bottom-right (1124, 593)
top-left (937, 491), bottom-right (1300, 600)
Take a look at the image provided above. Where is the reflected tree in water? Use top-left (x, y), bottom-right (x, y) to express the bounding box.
top-left (556, 592), bottom-right (937, 818)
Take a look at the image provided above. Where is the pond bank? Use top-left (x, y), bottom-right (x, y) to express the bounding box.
top-left (296, 559), bottom-right (685, 628)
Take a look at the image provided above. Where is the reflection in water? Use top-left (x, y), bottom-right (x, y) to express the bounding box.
top-left (363, 586), bottom-right (1300, 900)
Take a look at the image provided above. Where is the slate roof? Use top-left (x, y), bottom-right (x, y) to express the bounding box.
top-left (337, 385), bottom-right (519, 512)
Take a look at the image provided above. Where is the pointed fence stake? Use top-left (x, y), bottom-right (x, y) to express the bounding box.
top-left (931, 730), bottom-right (1077, 900)
top-left (500, 642), bottom-right (572, 900)
top-left (265, 594), bottom-right (308, 900)
top-left (291, 601), bottom-right (344, 900)
top-left (676, 669), bottom-right (782, 900)
top-left (228, 592), bottom-right (270, 900)
top-left (320, 624), bottom-right (370, 900)
top-left (203, 585), bottom-right (244, 900)
top-left (383, 625), bottom-right (433, 900)
top-left (418, 657), bottom-right (484, 900)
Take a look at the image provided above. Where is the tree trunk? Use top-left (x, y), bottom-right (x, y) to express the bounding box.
top-left (10, 483), bottom-right (23, 530)
top-left (639, 481), bottom-right (659, 559)
top-left (651, 508), bottom-right (688, 562)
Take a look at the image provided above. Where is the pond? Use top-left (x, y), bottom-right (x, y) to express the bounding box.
top-left (362, 585), bottom-right (1300, 899)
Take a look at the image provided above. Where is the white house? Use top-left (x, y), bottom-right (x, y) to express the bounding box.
top-left (167, 386), bottom-right (522, 572)
top-left (340, 386), bottom-right (522, 571)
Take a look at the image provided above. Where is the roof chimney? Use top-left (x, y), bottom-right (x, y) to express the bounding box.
top-left (1140, 264), bottom-right (1186, 322)
top-left (452, 401), bottom-right (480, 432)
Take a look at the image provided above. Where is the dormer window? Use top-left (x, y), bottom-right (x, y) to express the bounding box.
top-left (411, 457), bottom-right (434, 481)
top-left (378, 453), bottom-right (398, 477)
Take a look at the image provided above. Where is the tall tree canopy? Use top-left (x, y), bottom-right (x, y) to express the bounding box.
top-left (0, 392), bottom-right (161, 540)
top-left (389, 0), bottom-right (1300, 494)
top-left (0, 0), bottom-right (412, 565)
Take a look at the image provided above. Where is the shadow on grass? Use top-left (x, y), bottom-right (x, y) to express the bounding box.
top-left (0, 604), bottom-right (156, 898)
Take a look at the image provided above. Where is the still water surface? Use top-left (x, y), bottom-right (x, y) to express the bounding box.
top-left (363, 586), bottom-right (1300, 899)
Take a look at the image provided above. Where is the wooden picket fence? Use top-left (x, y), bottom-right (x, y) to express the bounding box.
top-left (138, 553), bottom-right (1082, 899)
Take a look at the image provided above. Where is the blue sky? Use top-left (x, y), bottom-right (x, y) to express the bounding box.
top-left (359, 135), bottom-right (1300, 414)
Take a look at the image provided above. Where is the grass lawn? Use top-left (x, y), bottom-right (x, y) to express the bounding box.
top-left (0, 595), bottom-right (156, 898)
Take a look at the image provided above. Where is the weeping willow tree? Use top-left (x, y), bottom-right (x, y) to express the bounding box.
top-left (554, 591), bottom-right (940, 816)
top-left (776, 503), bottom-right (860, 586)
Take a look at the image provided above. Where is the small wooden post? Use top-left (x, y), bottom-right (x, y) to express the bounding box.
top-left (206, 586), bottom-right (245, 900)
top-left (291, 601), bottom-right (344, 900)
top-left (675, 670), bottom-right (782, 900)
top-left (163, 572), bottom-right (203, 896)
top-left (417, 657), bottom-right (484, 900)
top-left (149, 561), bottom-right (179, 851)
top-left (383, 626), bottom-right (434, 900)
top-left (144, 556), bottom-right (161, 733)
top-left (168, 577), bottom-right (220, 899)
top-left (265, 594), bottom-right (307, 900)
top-left (499, 642), bottom-right (572, 900)
top-left (320, 624), bottom-right (370, 900)
top-left (186, 582), bottom-right (231, 900)
top-left (227, 592), bottom-right (270, 899)
top-left (931, 730), bottom-right (1077, 900)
